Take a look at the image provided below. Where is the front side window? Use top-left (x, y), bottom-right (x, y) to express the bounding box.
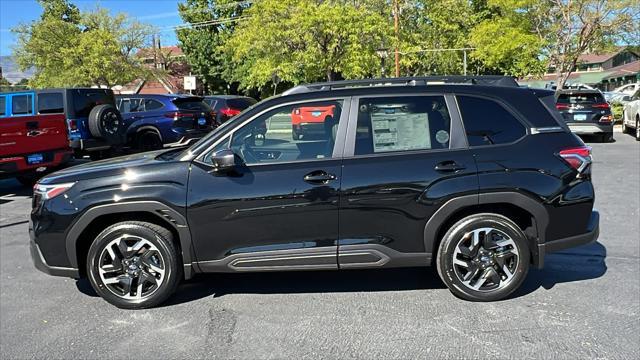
top-left (207, 99), bottom-right (344, 165)
top-left (119, 98), bottom-right (143, 113)
top-left (37, 93), bottom-right (64, 114)
top-left (12, 94), bottom-right (33, 115)
top-left (457, 96), bottom-right (526, 146)
top-left (354, 96), bottom-right (451, 155)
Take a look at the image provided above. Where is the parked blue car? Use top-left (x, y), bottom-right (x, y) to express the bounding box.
top-left (115, 94), bottom-right (215, 151)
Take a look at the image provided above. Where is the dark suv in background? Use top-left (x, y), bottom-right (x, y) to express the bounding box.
top-left (555, 89), bottom-right (613, 142)
top-left (116, 94), bottom-right (215, 151)
top-left (30, 76), bottom-right (599, 309)
top-left (204, 95), bottom-right (257, 125)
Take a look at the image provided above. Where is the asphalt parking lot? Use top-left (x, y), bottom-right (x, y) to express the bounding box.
top-left (1, 133), bottom-right (638, 359)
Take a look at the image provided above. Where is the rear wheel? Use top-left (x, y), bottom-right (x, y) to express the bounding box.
top-left (621, 113), bottom-right (629, 134)
top-left (436, 213), bottom-right (530, 302)
top-left (601, 132), bottom-right (613, 143)
top-left (636, 118), bottom-right (640, 141)
top-left (86, 221), bottom-right (182, 309)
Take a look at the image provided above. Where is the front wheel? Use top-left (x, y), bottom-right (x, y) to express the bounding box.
top-left (436, 213), bottom-right (530, 302)
top-left (636, 118), bottom-right (640, 141)
top-left (86, 221), bottom-right (182, 309)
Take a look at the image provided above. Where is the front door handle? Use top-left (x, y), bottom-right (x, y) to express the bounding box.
top-left (304, 170), bottom-right (337, 184)
top-left (435, 161), bottom-right (466, 172)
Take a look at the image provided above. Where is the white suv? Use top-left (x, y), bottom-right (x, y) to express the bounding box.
top-left (615, 83), bottom-right (640, 95)
top-left (622, 89), bottom-right (640, 140)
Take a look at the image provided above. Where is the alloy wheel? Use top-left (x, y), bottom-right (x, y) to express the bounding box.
top-left (97, 235), bottom-right (166, 300)
top-left (101, 111), bottom-right (121, 135)
top-left (452, 227), bottom-right (519, 292)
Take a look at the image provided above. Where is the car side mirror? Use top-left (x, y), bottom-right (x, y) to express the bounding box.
top-left (211, 149), bottom-right (237, 173)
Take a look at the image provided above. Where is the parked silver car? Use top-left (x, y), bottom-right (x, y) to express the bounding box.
top-left (621, 89), bottom-right (640, 140)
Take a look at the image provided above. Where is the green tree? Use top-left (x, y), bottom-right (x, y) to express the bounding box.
top-left (13, 0), bottom-right (154, 88)
top-left (176, 0), bottom-right (249, 94)
top-left (225, 0), bottom-right (391, 90)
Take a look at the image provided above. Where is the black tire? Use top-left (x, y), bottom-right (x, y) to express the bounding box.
top-left (636, 118), bottom-right (640, 141)
top-left (292, 128), bottom-right (300, 140)
top-left (436, 213), bottom-right (530, 302)
top-left (601, 132), bottom-right (613, 143)
top-left (88, 104), bottom-right (125, 144)
top-left (86, 221), bottom-right (182, 309)
top-left (136, 131), bottom-right (163, 152)
top-left (621, 113), bottom-right (629, 134)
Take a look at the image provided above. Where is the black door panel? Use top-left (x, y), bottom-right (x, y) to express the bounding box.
top-left (187, 160), bottom-right (341, 263)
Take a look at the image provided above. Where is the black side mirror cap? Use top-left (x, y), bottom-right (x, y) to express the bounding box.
top-left (211, 149), bottom-right (237, 173)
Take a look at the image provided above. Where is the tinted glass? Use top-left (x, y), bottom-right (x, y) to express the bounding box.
top-left (204, 99), bottom-right (218, 108)
top-left (144, 99), bottom-right (164, 111)
top-left (174, 100), bottom-right (210, 111)
top-left (219, 99), bottom-right (343, 165)
top-left (0, 96), bottom-right (5, 116)
top-left (12, 94), bottom-right (33, 115)
top-left (457, 96), bottom-right (526, 146)
top-left (556, 93), bottom-right (605, 104)
top-left (227, 98), bottom-right (257, 109)
top-left (117, 98), bottom-right (143, 113)
top-left (354, 96), bottom-right (450, 155)
top-left (37, 93), bottom-right (64, 114)
top-left (73, 90), bottom-right (114, 118)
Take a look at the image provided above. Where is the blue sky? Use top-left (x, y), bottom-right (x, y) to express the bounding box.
top-left (0, 0), bottom-right (184, 56)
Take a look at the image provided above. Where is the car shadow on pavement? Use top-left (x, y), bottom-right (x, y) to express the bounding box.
top-left (0, 179), bottom-right (32, 199)
top-left (75, 242), bottom-right (606, 306)
top-left (513, 241), bottom-right (607, 298)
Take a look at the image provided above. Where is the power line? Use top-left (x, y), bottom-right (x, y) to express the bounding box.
top-left (160, 16), bottom-right (251, 32)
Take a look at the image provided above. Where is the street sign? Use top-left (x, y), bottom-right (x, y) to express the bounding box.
top-left (184, 76), bottom-right (196, 91)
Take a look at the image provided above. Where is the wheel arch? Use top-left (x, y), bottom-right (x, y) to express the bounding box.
top-left (424, 192), bottom-right (548, 268)
top-left (65, 201), bottom-right (194, 279)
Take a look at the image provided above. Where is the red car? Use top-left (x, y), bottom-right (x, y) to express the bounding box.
top-left (290, 105), bottom-right (335, 140)
top-left (0, 91), bottom-right (73, 186)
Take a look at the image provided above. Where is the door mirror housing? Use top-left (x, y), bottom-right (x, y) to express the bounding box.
top-left (211, 149), bottom-right (237, 173)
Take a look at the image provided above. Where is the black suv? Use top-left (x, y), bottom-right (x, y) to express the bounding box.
top-left (555, 89), bottom-right (614, 142)
top-left (30, 76), bottom-right (599, 309)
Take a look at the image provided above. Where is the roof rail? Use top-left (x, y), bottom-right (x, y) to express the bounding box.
top-left (282, 76), bottom-right (519, 95)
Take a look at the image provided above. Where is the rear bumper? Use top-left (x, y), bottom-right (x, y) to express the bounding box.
top-left (567, 123), bottom-right (613, 135)
top-left (69, 138), bottom-right (112, 152)
top-left (30, 240), bottom-right (80, 278)
top-left (537, 210), bottom-right (599, 266)
top-left (0, 149), bottom-right (73, 178)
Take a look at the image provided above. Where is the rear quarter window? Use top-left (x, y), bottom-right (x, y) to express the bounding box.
top-left (37, 93), bottom-right (64, 114)
top-left (0, 96), bottom-right (5, 116)
top-left (12, 94), bottom-right (33, 115)
top-left (227, 98), bottom-right (257, 109)
top-left (457, 96), bottom-right (526, 146)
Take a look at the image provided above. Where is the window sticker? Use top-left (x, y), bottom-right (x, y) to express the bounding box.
top-left (370, 107), bottom-right (430, 152)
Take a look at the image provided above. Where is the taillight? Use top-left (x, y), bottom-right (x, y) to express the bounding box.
top-left (599, 115), bottom-right (613, 123)
top-left (559, 146), bottom-right (592, 172)
top-left (33, 182), bottom-right (75, 200)
top-left (68, 119), bottom-right (77, 131)
top-left (592, 103), bottom-right (610, 109)
top-left (293, 108), bottom-right (301, 115)
top-left (164, 112), bottom-right (192, 119)
top-left (220, 107), bottom-right (241, 117)
top-left (556, 104), bottom-right (570, 110)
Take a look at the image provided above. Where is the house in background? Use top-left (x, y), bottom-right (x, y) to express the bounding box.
top-left (114, 44), bottom-right (190, 95)
top-left (520, 47), bottom-right (640, 90)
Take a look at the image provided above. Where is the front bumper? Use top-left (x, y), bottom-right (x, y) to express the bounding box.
top-left (536, 210), bottom-right (600, 267)
top-left (30, 240), bottom-right (80, 278)
top-left (567, 123), bottom-right (613, 135)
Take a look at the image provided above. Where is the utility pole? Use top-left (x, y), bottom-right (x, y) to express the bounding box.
top-left (394, 0), bottom-right (400, 77)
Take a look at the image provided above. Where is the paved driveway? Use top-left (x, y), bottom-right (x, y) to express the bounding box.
top-left (1, 134), bottom-right (638, 359)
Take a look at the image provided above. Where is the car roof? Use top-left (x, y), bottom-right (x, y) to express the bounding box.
top-left (115, 93), bottom-right (203, 100)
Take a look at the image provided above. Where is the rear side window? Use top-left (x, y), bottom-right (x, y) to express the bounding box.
top-left (12, 94), bottom-right (33, 115)
top-left (556, 93), bottom-right (604, 104)
top-left (354, 96), bottom-right (451, 155)
top-left (73, 90), bottom-right (115, 118)
top-left (227, 98), bottom-right (257, 109)
top-left (37, 93), bottom-right (64, 114)
top-left (144, 99), bottom-right (164, 111)
top-left (457, 96), bottom-right (526, 146)
top-left (0, 96), bottom-right (5, 116)
top-left (174, 100), bottom-right (210, 112)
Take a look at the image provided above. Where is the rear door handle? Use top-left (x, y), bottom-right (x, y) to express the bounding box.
top-left (435, 161), bottom-right (466, 172)
top-left (304, 170), bottom-right (337, 184)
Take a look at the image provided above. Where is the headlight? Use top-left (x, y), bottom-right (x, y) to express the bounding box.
top-left (33, 182), bottom-right (76, 200)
